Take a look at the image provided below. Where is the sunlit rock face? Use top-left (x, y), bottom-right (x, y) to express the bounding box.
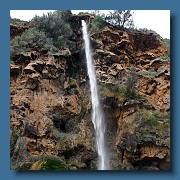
top-left (10, 16), bottom-right (170, 170)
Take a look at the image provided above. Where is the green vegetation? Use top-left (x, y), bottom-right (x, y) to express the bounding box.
top-left (11, 10), bottom-right (75, 59)
top-left (78, 12), bottom-right (93, 16)
top-left (30, 158), bottom-right (86, 170)
top-left (133, 109), bottom-right (170, 146)
top-left (134, 109), bottom-right (160, 127)
top-left (11, 27), bottom-right (54, 58)
top-left (30, 10), bottom-right (75, 50)
top-left (10, 17), bottom-right (27, 25)
top-left (119, 109), bottom-right (170, 154)
top-left (10, 129), bottom-right (20, 156)
top-left (11, 10), bottom-right (136, 60)
top-left (79, 10), bottom-right (134, 29)
top-left (104, 10), bottom-right (134, 28)
top-left (69, 78), bottom-right (77, 88)
top-left (138, 65), bottom-right (169, 78)
top-left (31, 158), bottom-right (67, 170)
top-left (146, 112), bottom-right (160, 126)
top-left (122, 108), bottom-right (162, 129)
top-left (91, 15), bottom-right (107, 33)
top-left (122, 121), bottom-right (129, 128)
top-left (124, 87), bottom-right (144, 101)
top-left (162, 38), bottom-right (170, 59)
top-left (124, 70), bottom-right (146, 100)
top-left (100, 67), bottom-right (145, 101)
top-left (134, 109), bottom-right (170, 138)
top-left (100, 80), bottom-right (145, 102)
top-left (113, 85), bottom-right (126, 97)
top-left (125, 73), bottom-right (137, 100)
top-left (138, 70), bottom-right (158, 78)
top-left (100, 83), bottom-right (125, 99)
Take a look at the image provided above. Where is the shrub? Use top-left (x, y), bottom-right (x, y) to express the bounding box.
top-left (91, 15), bottom-right (107, 33)
top-left (11, 27), bottom-right (55, 58)
top-left (30, 157), bottom-right (86, 170)
top-left (125, 71), bottom-right (141, 100)
top-left (69, 78), bottom-right (77, 88)
top-left (125, 87), bottom-right (137, 100)
top-left (134, 109), bottom-right (160, 127)
top-left (10, 129), bottom-right (19, 156)
top-left (78, 12), bottom-right (91, 15)
top-left (31, 158), bottom-right (67, 170)
top-left (30, 10), bottom-right (74, 50)
top-left (162, 38), bottom-right (170, 59)
top-left (132, 109), bottom-right (170, 148)
top-left (147, 113), bottom-right (159, 126)
top-left (100, 83), bottom-right (126, 99)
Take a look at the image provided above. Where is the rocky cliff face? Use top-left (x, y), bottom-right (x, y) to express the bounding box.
top-left (10, 15), bottom-right (170, 170)
top-left (10, 20), bottom-right (31, 40)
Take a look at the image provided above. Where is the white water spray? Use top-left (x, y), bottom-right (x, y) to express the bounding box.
top-left (82, 20), bottom-right (108, 170)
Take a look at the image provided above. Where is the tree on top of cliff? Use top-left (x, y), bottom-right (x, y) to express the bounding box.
top-left (105, 10), bottom-right (134, 28)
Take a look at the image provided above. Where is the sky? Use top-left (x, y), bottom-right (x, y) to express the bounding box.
top-left (10, 10), bottom-right (170, 39)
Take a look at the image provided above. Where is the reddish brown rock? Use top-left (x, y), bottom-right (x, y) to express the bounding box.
top-left (10, 18), bottom-right (170, 170)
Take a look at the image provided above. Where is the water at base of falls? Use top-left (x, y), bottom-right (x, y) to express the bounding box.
top-left (81, 20), bottom-right (108, 170)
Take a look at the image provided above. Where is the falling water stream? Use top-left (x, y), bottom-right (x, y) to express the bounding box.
top-left (82, 20), bottom-right (108, 170)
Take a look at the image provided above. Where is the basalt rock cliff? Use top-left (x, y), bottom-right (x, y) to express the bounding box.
top-left (10, 15), bottom-right (170, 170)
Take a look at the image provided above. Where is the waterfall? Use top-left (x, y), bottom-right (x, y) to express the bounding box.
top-left (82, 20), bottom-right (108, 170)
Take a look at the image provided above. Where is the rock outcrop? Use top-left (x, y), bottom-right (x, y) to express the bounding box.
top-left (10, 20), bottom-right (31, 40)
top-left (10, 16), bottom-right (170, 170)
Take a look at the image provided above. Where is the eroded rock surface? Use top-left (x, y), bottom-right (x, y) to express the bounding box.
top-left (10, 17), bottom-right (170, 170)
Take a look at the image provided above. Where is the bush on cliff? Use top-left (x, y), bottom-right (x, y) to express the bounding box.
top-left (30, 10), bottom-right (74, 50)
top-left (162, 38), bottom-right (170, 59)
top-left (10, 27), bottom-right (54, 58)
top-left (124, 69), bottom-right (145, 100)
top-left (31, 158), bottom-right (68, 170)
top-left (30, 157), bottom-right (86, 170)
top-left (91, 15), bottom-right (107, 33)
